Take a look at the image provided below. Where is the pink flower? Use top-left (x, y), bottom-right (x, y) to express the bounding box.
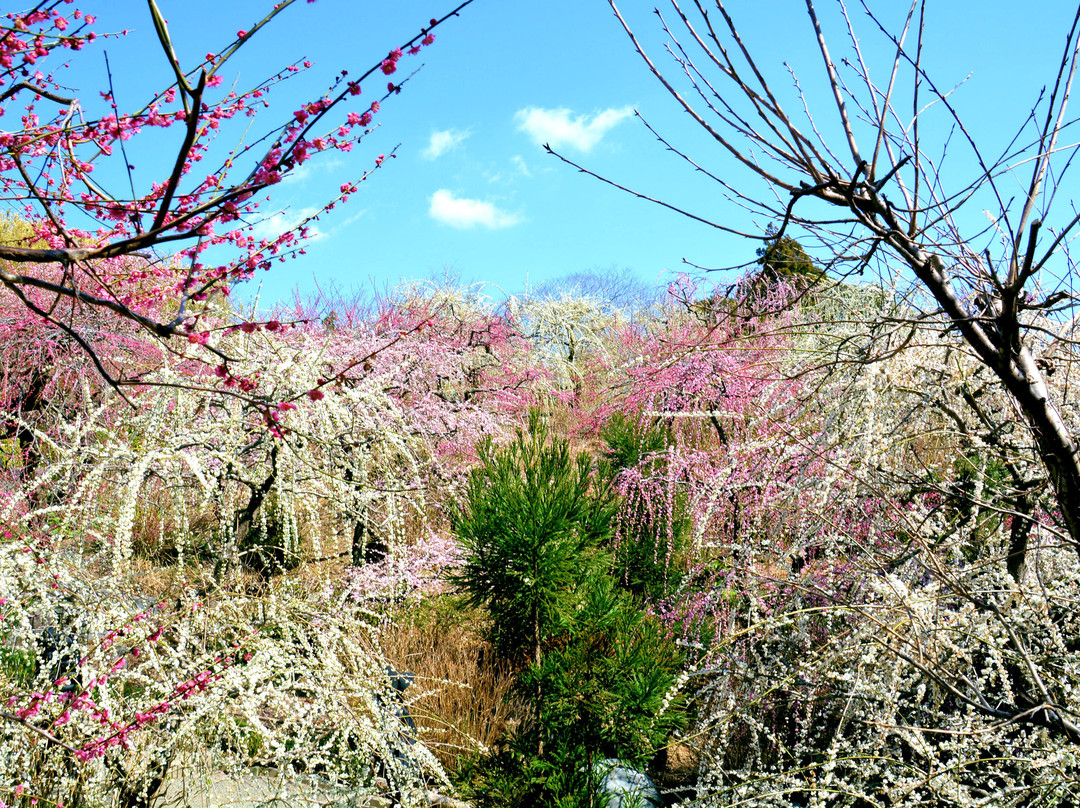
top-left (307, 389), bottom-right (325, 401)
top-left (380, 59), bottom-right (396, 75)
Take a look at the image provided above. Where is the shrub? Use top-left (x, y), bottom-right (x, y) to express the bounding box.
top-left (0, 527), bottom-right (446, 807)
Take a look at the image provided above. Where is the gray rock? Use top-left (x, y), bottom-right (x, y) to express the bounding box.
top-left (594, 759), bottom-right (664, 808)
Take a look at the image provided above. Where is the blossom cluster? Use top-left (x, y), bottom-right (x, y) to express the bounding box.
top-left (0, 1), bottom-right (466, 419)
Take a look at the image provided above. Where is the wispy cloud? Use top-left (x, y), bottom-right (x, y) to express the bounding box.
top-left (248, 207), bottom-right (326, 243)
top-left (514, 106), bottom-right (633, 152)
top-left (282, 156), bottom-right (345, 184)
top-left (422, 128), bottom-right (470, 160)
top-left (429, 189), bottom-right (522, 230)
top-left (325, 208), bottom-right (367, 236)
top-left (511, 155), bottom-right (532, 177)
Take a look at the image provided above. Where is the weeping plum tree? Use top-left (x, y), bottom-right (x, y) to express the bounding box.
top-left (0, 3), bottom-right (481, 803)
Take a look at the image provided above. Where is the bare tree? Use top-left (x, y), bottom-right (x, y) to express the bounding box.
top-left (544, 0), bottom-right (1080, 781)
top-left (550, 1), bottom-right (1080, 561)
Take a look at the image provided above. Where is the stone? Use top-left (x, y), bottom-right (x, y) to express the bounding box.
top-left (593, 759), bottom-right (664, 808)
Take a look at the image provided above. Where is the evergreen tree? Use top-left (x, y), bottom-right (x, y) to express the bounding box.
top-left (754, 224), bottom-right (825, 290)
top-left (450, 412), bottom-right (684, 807)
top-left (448, 410), bottom-right (614, 666)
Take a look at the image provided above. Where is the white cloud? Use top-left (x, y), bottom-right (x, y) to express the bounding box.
top-left (422, 128), bottom-right (470, 160)
top-left (514, 106), bottom-right (633, 152)
top-left (325, 208), bottom-right (367, 236)
top-left (429, 189), bottom-right (522, 230)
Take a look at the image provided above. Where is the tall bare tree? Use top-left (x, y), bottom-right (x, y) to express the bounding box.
top-left (551, 1), bottom-right (1080, 559)
top-left (543, 2), bottom-right (1080, 792)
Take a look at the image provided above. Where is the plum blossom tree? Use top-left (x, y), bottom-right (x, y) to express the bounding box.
top-left (0, 3), bottom-right (485, 803)
top-left (0, 0), bottom-right (472, 391)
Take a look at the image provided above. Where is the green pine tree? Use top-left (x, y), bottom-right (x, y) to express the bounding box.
top-left (450, 412), bottom-right (685, 807)
top-left (448, 410), bottom-right (614, 667)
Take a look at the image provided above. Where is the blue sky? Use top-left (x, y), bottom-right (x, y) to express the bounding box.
top-left (35, 1), bottom-right (1080, 305)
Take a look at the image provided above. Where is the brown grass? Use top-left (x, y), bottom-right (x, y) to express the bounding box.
top-left (379, 599), bottom-right (519, 770)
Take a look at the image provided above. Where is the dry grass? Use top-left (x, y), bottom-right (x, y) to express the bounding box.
top-left (379, 599), bottom-right (519, 770)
